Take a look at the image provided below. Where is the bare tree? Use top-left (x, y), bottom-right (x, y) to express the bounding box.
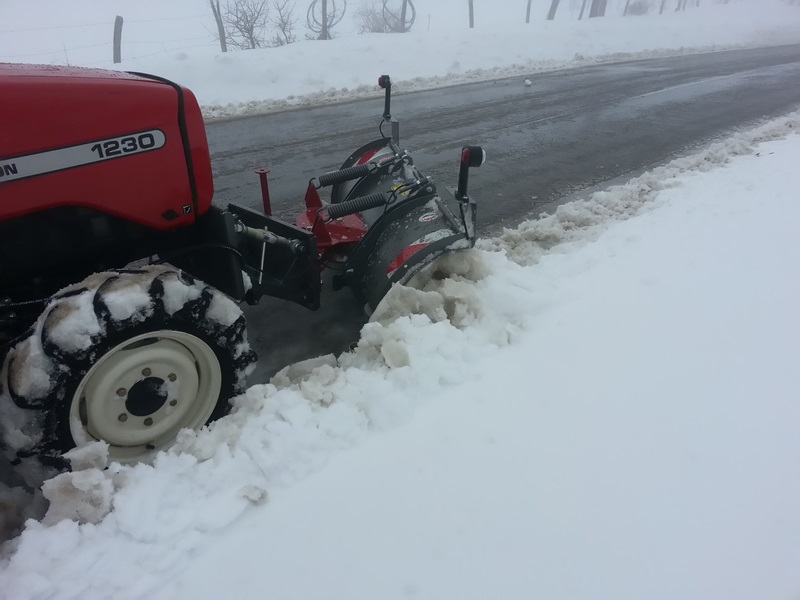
top-left (468, 0), bottom-right (475, 28)
top-left (579, 0), bottom-right (589, 19)
top-left (355, 1), bottom-right (392, 33)
top-left (271, 0), bottom-right (298, 45)
top-left (221, 0), bottom-right (270, 49)
top-left (209, 0), bottom-right (228, 52)
top-left (307, 0), bottom-right (347, 39)
top-left (547, 0), bottom-right (561, 19)
top-left (659, 0), bottom-right (668, 14)
top-left (383, 0), bottom-right (416, 32)
top-left (526, 0), bottom-right (534, 23)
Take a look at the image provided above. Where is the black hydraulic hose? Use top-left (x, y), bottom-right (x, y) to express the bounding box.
top-left (325, 192), bottom-right (388, 220)
top-left (317, 163), bottom-right (372, 188)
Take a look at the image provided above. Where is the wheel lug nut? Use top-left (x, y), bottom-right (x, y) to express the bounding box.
top-left (169, 399), bottom-right (178, 407)
top-left (142, 368), bottom-right (152, 377)
top-left (168, 373), bottom-right (177, 382)
top-left (116, 388), bottom-right (126, 397)
top-left (118, 413), bottom-right (128, 422)
top-left (144, 417), bottom-right (154, 426)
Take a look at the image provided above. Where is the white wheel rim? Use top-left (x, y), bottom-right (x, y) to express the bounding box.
top-left (69, 330), bottom-right (222, 464)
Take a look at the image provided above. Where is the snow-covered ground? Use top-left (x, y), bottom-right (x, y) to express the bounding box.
top-left (1, 108), bottom-right (799, 599)
top-left (2, 1), bottom-right (800, 597)
top-left (1, 1), bottom-right (799, 117)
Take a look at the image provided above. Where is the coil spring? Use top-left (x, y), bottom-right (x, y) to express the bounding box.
top-left (326, 192), bottom-right (388, 220)
top-left (317, 164), bottom-right (371, 188)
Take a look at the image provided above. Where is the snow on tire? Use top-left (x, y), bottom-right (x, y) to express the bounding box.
top-left (0, 266), bottom-right (256, 485)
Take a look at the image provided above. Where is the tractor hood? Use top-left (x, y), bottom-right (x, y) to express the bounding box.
top-left (0, 64), bottom-right (213, 231)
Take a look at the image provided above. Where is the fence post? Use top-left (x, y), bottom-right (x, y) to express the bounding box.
top-left (113, 16), bottom-right (123, 63)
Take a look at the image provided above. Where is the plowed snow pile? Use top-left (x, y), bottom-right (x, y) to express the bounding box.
top-left (1, 113), bottom-right (799, 599)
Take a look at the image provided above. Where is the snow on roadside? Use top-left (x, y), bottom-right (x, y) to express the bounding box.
top-left (153, 5), bottom-right (800, 120)
top-left (1, 110), bottom-right (798, 599)
top-left (482, 111), bottom-right (800, 265)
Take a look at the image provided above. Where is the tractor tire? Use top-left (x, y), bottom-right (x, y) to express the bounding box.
top-left (0, 266), bottom-right (256, 486)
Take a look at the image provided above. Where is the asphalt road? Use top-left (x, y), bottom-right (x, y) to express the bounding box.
top-left (206, 44), bottom-right (800, 383)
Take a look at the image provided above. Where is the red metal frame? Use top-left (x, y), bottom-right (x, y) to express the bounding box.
top-left (255, 168), bottom-right (272, 216)
top-left (255, 168), bottom-right (367, 260)
top-left (296, 181), bottom-right (366, 254)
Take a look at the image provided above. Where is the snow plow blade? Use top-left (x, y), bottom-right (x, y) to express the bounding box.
top-left (324, 144), bottom-right (486, 313)
top-left (293, 75), bottom-right (486, 314)
top-left (341, 190), bottom-right (475, 312)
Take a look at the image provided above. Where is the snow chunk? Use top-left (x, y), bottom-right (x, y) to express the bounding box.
top-left (99, 274), bottom-right (154, 323)
top-left (239, 485), bottom-right (268, 506)
top-left (160, 272), bottom-right (203, 316)
top-left (4, 335), bottom-right (53, 403)
top-left (41, 470), bottom-right (114, 526)
top-left (380, 340), bottom-right (410, 369)
top-left (43, 291), bottom-right (103, 354)
top-left (206, 292), bottom-right (242, 328)
top-left (63, 442), bottom-right (109, 472)
top-left (372, 250), bottom-right (490, 328)
top-left (271, 354), bottom-right (338, 388)
top-left (369, 285), bottom-right (447, 326)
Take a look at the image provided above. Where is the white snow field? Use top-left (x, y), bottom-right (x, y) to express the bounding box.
top-left (1, 1), bottom-right (799, 117)
top-left (2, 0), bottom-right (800, 597)
top-left (1, 109), bottom-right (799, 599)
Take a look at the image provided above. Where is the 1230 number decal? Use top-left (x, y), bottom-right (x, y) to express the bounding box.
top-left (90, 132), bottom-right (159, 159)
top-left (0, 129), bottom-right (166, 184)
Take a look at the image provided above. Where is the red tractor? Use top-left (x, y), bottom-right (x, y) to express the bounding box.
top-left (0, 64), bottom-right (484, 483)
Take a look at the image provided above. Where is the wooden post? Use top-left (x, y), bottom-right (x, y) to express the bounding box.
top-left (210, 0), bottom-right (227, 52)
top-left (589, 0), bottom-right (607, 18)
top-left (469, 0), bottom-right (474, 28)
top-left (321, 0), bottom-right (329, 39)
top-left (526, 0), bottom-right (533, 23)
top-left (547, 0), bottom-right (561, 20)
top-left (113, 16), bottom-right (123, 64)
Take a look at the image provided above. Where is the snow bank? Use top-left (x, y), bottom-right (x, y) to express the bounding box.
top-left (483, 111), bottom-right (800, 265)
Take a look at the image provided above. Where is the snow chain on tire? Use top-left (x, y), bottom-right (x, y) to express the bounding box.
top-left (0, 266), bottom-right (256, 486)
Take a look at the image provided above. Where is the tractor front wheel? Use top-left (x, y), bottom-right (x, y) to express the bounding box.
top-left (0, 266), bottom-right (255, 486)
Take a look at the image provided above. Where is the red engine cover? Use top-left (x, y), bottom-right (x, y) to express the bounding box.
top-left (0, 64), bottom-right (214, 230)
